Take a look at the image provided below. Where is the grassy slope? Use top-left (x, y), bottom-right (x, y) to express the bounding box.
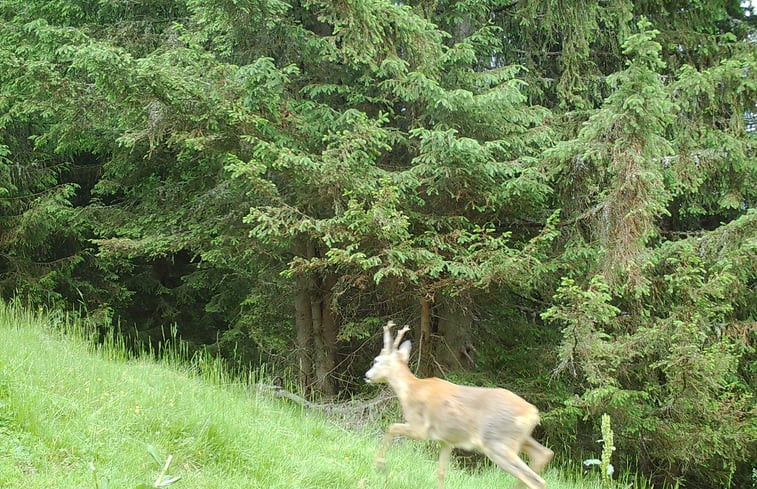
top-left (0, 303), bottom-right (598, 489)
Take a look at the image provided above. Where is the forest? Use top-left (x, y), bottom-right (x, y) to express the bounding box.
top-left (0, 0), bottom-right (755, 487)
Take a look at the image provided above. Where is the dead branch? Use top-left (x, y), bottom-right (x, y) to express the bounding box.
top-left (256, 384), bottom-right (396, 415)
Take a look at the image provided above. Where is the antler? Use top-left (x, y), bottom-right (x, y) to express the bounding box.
top-left (382, 321), bottom-right (395, 353)
top-left (382, 321), bottom-right (410, 353)
top-left (393, 325), bottom-right (410, 350)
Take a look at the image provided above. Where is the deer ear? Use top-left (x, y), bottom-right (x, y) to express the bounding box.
top-left (398, 340), bottom-right (412, 362)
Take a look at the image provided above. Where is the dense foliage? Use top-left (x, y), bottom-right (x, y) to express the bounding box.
top-left (1, 1), bottom-right (754, 486)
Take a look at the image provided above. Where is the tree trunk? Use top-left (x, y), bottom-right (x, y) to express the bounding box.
top-left (436, 295), bottom-right (476, 371)
top-left (310, 291), bottom-right (328, 394)
top-left (416, 295), bottom-right (475, 377)
top-left (418, 296), bottom-right (434, 377)
top-left (292, 239), bottom-right (339, 397)
top-left (310, 281), bottom-right (338, 397)
top-left (294, 278), bottom-right (314, 394)
top-left (316, 282), bottom-right (338, 396)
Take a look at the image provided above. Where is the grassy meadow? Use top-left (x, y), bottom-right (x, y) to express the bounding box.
top-left (0, 302), bottom-right (611, 489)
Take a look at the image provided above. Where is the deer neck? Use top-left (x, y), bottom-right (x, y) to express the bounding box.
top-left (387, 362), bottom-right (419, 406)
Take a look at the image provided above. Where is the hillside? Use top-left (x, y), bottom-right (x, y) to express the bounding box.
top-left (0, 302), bottom-right (608, 489)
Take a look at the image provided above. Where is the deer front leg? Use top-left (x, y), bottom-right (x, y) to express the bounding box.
top-left (375, 422), bottom-right (428, 471)
top-left (437, 442), bottom-right (453, 489)
top-left (375, 429), bottom-right (394, 471)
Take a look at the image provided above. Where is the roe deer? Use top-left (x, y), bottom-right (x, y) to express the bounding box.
top-left (365, 321), bottom-right (553, 489)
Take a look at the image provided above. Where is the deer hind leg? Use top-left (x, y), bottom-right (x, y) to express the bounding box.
top-left (375, 423), bottom-right (428, 471)
top-left (484, 445), bottom-right (545, 489)
top-left (512, 437), bottom-right (553, 489)
top-left (523, 436), bottom-right (553, 474)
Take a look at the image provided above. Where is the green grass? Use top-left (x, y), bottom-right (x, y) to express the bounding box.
top-left (0, 302), bottom-right (605, 489)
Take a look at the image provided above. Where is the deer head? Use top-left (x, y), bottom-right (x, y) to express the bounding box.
top-left (365, 321), bottom-right (410, 384)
